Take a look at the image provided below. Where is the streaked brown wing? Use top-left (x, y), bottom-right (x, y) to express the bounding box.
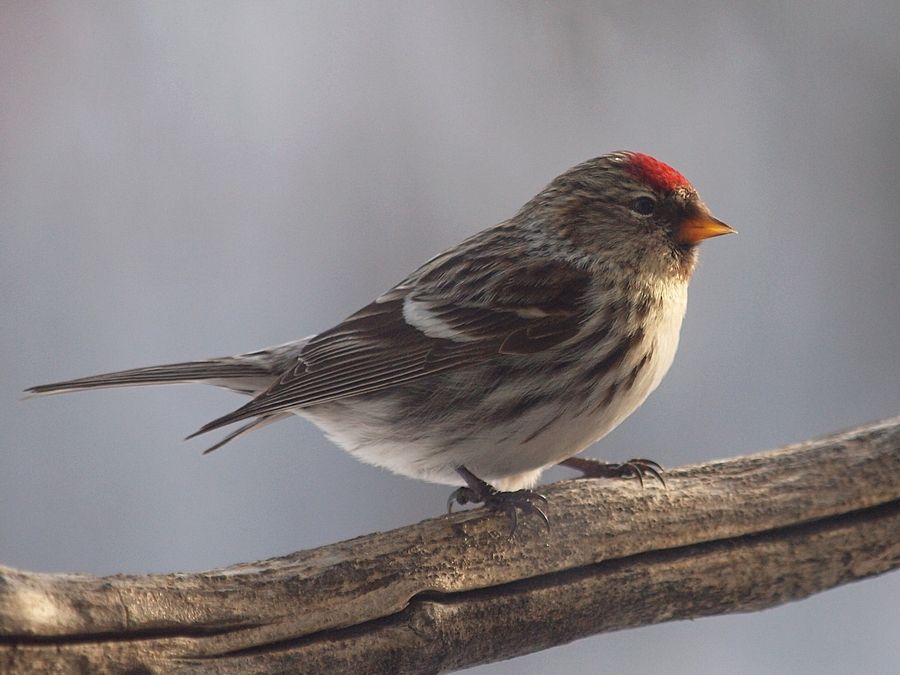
top-left (189, 259), bottom-right (592, 437)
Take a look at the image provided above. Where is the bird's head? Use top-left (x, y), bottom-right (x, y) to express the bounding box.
top-left (517, 151), bottom-right (735, 279)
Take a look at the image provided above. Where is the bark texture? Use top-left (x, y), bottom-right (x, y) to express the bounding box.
top-left (1, 416), bottom-right (898, 673)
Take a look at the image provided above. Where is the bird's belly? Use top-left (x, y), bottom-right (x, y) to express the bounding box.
top-left (298, 341), bottom-right (672, 490)
top-left (300, 284), bottom-right (687, 490)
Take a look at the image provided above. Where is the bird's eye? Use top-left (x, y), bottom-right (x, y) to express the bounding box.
top-left (630, 196), bottom-right (657, 216)
top-left (629, 197), bottom-right (656, 216)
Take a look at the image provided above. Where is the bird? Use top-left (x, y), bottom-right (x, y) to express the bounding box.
top-left (27, 151), bottom-right (734, 528)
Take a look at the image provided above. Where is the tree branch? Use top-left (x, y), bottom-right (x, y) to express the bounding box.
top-left (2, 416), bottom-right (898, 673)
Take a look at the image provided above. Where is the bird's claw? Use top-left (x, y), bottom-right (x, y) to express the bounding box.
top-left (485, 488), bottom-right (550, 537)
top-left (614, 458), bottom-right (666, 488)
top-left (448, 470), bottom-right (550, 537)
top-left (561, 456), bottom-right (666, 488)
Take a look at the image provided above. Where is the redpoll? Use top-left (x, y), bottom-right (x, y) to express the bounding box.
top-left (28, 151), bottom-right (734, 526)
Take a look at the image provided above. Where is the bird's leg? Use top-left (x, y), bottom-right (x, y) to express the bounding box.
top-left (447, 465), bottom-right (549, 536)
top-left (558, 456), bottom-right (666, 488)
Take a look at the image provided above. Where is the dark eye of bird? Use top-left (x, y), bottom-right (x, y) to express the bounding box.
top-left (630, 196), bottom-right (657, 216)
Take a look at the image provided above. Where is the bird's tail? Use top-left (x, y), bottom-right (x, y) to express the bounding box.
top-left (25, 339), bottom-right (310, 452)
top-left (25, 358), bottom-right (278, 397)
top-left (25, 338), bottom-right (311, 398)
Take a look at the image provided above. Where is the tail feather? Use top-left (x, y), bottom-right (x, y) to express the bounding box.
top-left (25, 359), bottom-right (274, 397)
top-left (185, 397), bottom-right (266, 440)
top-left (26, 339), bottom-right (311, 450)
top-left (199, 413), bottom-right (291, 454)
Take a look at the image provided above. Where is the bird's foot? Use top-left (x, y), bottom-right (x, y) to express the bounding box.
top-left (559, 456), bottom-right (665, 488)
top-left (447, 466), bottom-right (549, 536)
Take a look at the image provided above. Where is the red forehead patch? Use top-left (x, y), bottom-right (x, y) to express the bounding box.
top-left (625, 152), bottom-right (690, 192)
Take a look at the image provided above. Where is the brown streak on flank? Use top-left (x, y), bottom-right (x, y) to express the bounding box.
top-left (634, 293), bottom-right (657, 320)
top-left (604, 296), bottom-right (629, 321)
top-left (592, 380), bottom-right (621, 413)
top-left (520, 414), bottom-right (562, 444)
top-left (491, 393), bottom-right (550, 424)
top-left (577, 326), bottom-right (645, 386)
top-left (623, 351), bottom-right (653, 391)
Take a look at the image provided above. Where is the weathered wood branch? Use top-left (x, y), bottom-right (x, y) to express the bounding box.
top-left (2, 416), bottom-right (898, 673)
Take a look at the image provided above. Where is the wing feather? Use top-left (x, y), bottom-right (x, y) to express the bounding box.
top-left (189, 256), bottom-right (594, 437)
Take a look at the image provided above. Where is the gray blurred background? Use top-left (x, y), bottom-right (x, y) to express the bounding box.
top-left (2, 2), bottom-right (898, 673)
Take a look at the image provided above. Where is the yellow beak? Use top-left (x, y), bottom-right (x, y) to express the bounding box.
top-left (677, 213), bottom-right (736, 245)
